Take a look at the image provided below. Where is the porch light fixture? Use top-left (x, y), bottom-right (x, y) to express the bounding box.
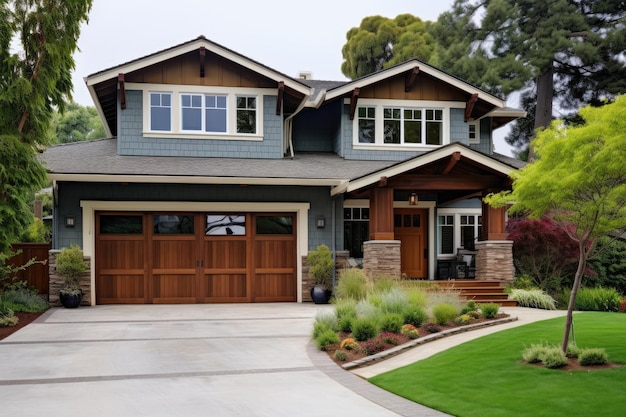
top-left (408, 192), bottom-right (418, 206)
top-left (316, 217), bottom-right (326, 228)
top-left (65, 216), bottom-right (75, 227)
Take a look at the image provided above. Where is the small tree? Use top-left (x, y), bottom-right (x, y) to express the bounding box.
top-left (308, 244), bottom-right (334, 290)
top-left (56, 244), bottom-right (88, 295)
top-left (485, 95), bottom-right (626, 352)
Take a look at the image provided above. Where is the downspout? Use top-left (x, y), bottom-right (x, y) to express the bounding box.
top-left (283, 88), bottom-right (327, 159)
top-left (332, 195), bottom-right (337, 288)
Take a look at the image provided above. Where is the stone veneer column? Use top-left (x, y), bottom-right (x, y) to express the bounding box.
top-left (48, 250), bottom-right (92, 307)
top-left (302, 250), bottom-right (350, 302)
top-left (362, 240), bottom-right (401, 280)
top-left (474, 241), bottom-right (514, 283)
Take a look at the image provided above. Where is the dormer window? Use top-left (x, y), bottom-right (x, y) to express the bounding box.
top-left (150, 92), bottom-right (172, 131)
top-left (180, 94), bottom-right (227, 133)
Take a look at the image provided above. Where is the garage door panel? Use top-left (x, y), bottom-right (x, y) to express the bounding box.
top-left (204, 240), bottom-right (246, 268)
top-left (98, 240), bottom-right (144, 269)
top-left (254, 239), bottom-right (296, 268)
top-left (152, 240), bottom-right (196, 269)
top-left (152, 274), bottom-right (196, 303)
top-left (96, 274), bottom-right (145, 304)
top-left (200, 274), bottom-right (248, 302)
top-left (254, 273), bottom-right (296, 302)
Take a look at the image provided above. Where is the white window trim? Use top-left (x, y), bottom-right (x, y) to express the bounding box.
top-left (349, 99), bottom-right (463, 151)
top-left (134, 83), bottom-right (272, 141)
top-left (437, 208), bottom-right (482, 259)
top-left (468, 121), bottom-right (480, 145)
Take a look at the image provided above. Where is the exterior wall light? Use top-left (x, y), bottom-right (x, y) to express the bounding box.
top-left (316, 217), bottom-right (326, 228)
top-left (409, 192), bottom-right (418, 206)
top-left (65, 216), bottom-right (76, 227)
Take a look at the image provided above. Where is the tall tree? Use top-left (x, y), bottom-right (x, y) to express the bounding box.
top-left (51, 101), bottom-right (106, 143)
top-left (0, 0), bottom-right (92, 263)
top-left (433, 0), bottom-right (626, 159)
top-left (485, 95), bottom-right (626, 352)
top-left (341, 14), bottom-right (436, 79)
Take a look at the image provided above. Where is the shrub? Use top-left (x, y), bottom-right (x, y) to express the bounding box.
top-left (454, 314), bottom-right (472, 325)
top-left (1, 287), bottom-right (48, 313)
top-left (402, 305), bottom-right (428, 327)
top-left (355, 299), bottom-right (378, 319)
top-left (313, 310), bottom-right (337, 333)
top-left (585, 236), bottom-right (626, 295)
top-left (334, 298), bottom-right (357, 332)
top-left (460, 300), bottom-right (478, 315)
top-left (522, 343), bottom-right (550, 363)
top-left (579, 348), bottom-right (608, 366)
top-left (378, 332), bottom-right (399, 345)
top-left (308, 244), bottom-right (334, 289)
top-left (56, 244), bottom-right (88, 294)
top-left (361, 339), bottom-right (386, 356)
top-left (405, 288), bottom-right (428, 308)
top-left (338, 315), bottom-right (354, 333)
top-left (352, 317), bottom-right (378, 341)
top-left (372, 276), bottom-right (398, 294)
top-left (566, 343), bottom-right (581, 358)
top-left (334, 268), bottom-right (368, 300)
top-left (378, 287), bottom-right (407, 314)
top-left (401, 324), bottom-right (419, 339)
top-left (423, 322), bottom-right (442, 333)
top-left (315, 329), bottom-right (340, 351)
top-left (574, 287), bottom-right (621, 312)
top-left (542, 349), bottom-right (568, 369)
top-left (426, 290), bottom-right (463, 317)
top-left (509, 288), bottom-right (557, 310)
top-left (480, 303), bottom-right (500, 319)
top-left (340, 337), bottom-right (358, 351)
top-left (379, 313), bottom-right (404, 334)
top-left (619, 299), bottom-right (626, 312)
top-left (0, 304), bottom-right (19, 327)
top-left (333, 350), bottom-right (347, 361)
top-left (432, 303), bottom-right (458, 325)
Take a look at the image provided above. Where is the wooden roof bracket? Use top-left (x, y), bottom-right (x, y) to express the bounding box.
top-left (118, 73), bottom-right (126, 110)
top-left (276, 81), bottom-right (284, 115)
top-left (199, 46), bottom-right (206, 77)
top-left (405, 66), bottom-right (419, 92)
top-left (439, 151), bottom-right (461, 175)
top-left (378, 176), bottom-right (388, 187)
top-left (349, 87), bottom-right (360, 120)
top-left (464, 93), bottom-right (478, 122)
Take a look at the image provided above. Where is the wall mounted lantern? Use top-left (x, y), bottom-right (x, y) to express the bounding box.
top-left (408, 192), bottom-right (418, 206)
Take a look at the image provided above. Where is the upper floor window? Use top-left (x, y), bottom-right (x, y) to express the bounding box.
top-left (468, 121), bottom-right (479, 144)
top-left (236, 96), bottom-right (256, 134)
top-left (353, 100), bottom-right (449, 148)
top-left (150, 92), bottom-right (172, 131)
top-left (180, 94), bottom-right (227, 133)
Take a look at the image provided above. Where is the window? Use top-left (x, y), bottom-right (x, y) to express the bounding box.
top-left (358, 107), bottom-right (376, 143)
top-left (206, 215), bottom-right (245, 235)
top-left (460, 215), bottom-right (482, 250)
top-left (356, 103), bottom-right (445, 146)
top-left (437, 215), bottom-right (454, 255)
top-left (154, 215), bottom-right (194, 234)
top-left (468, 122), bottom-right (479, 144)
top-left (181, 94), bottom-right (202, 131)
top-left (256, 216), bottom-right (293, 234)
top-left (236, 96), bottom-right (256, 134)
top-left (150, 93), bottom-right (171, 131)
top-left (344, 207), bottom-right (369, 258)
top-left (100, 215), bottom-right (143, 234)
top-left (205, 95), bottom-right (227, 132)
top-left (180, 94), bottom-right (227, 133)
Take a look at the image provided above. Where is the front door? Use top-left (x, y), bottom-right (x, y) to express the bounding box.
top-left (394, 208), bottom-right (427, 278)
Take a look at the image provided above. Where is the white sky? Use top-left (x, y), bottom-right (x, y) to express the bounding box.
top-left (71, 0), bottom-right (514, 156)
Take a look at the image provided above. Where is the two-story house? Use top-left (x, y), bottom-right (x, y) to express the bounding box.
top-left (42, 36), bottom-right (525, 305)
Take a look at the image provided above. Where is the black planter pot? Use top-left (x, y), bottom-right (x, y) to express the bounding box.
top-left (59, 291), bottom-right (82, 308)
top-left (310, 286), bottom-right (332, 304)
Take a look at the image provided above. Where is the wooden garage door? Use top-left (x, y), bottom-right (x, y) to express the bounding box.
top-left (95, 212), bottom-right (296, 304)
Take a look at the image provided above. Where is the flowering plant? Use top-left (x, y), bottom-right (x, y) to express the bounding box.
top-left (401, 324), bottom-right (419, 339)
top-left (340, 337), bottom-right (358, 351)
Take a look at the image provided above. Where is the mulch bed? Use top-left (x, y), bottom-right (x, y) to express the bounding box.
top-left (0, 310), bottom-right (47, 341)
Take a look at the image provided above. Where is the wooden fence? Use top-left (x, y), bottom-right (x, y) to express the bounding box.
top-left (7, 243), bottom-right (51, 297)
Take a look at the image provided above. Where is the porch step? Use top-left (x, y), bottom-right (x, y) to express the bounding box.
top-left (433, 280), bottom-right (517, 307)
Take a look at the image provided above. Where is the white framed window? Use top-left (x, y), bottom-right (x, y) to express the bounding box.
top-left (468, 121), bottom-right (480, 144)
top-left (437, 209), bottom-right (482, 256)
top-left (352, 99), bottom-right (455, 149)
top-left (139, 84), bottom-right (269, 141)
top-left (149, 92), bottom-right (172, 131)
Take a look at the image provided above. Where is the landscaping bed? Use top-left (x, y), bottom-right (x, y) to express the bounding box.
top-left (0, 310), bottom-right (46, 341)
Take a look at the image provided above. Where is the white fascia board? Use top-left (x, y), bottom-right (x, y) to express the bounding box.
top-left (342, 144), bottom-right (515, 194)
top-left (483, 108), bottom-right (528, 119)
top-left (85, 39), bottom-right (310, 96)
top-left (325, 61), bottom-right (505, 109)
top-left (47, 173), bottom-right (346, 187)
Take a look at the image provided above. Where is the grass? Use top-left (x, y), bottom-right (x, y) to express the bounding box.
top-left (370, 313), bottom-right (626, 417)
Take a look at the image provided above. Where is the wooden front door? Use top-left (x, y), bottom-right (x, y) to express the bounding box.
top-left (394, 208), bottom-right (427, 278)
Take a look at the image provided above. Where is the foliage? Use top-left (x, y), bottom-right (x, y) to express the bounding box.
top-left (509, 289), bottom-right (557, 310)
top-left (400, 324), bottom-right (419, 339)
top-left (0, 0), bottom-right (93, 270)
top-left (339, 337), bottom-right (358, 351)
top-left (307, 244), bottom-right (334, 289)
top-left (578, 348), bottom-right (608, 366)
top-left (423, 322), bottom-right (442, 333)
top-left (460, 300), bottom-right (478, 315)
top-left (486, 95), bottom-right (626, 351)
top-left (378, 312), bottom-right (403, 334)
top-left (432, 303), bottom-right (458, 325)
top-left (402, 305), bottom-right (428, 327)
top-left (378, 332), bottom-right (399, 346)
top-left (315, 329), bottom-right (339, 351)
top-left (0, 303), bottom-right (18, 327)
top-left (312, 310), bottom-right (337, 339)
top-left (404, 288), bottom-right (428, 308)
top-left (506, 217), bottom-right (580, 292)
top-left (0, 287), bottom-right (48, 312)
top-left (454, 314), bottom-right (472, 326)
top-left (351, 317), bottom-right (379, 341)
top-left (334, 268), bottom-right (368, 300)
top-left (51, 102), bottom-right (106, 143)
top-left (507, 275), bottom-right (537, 291)
top-left (333, 349), bottom-right (347, 361)
top-left (479, 303), bottom-right (499, 319)
top-left (565, 343), bottom-right (581, 358)
top-left (620, 300), bottom-right (626, 313)
top-left (542, 349), bottom-right (569, 369)
top-left (521, 342), bottom-right (551, 363)
top-left (586, 236), bottom-right (626, 295)
top-left (372, 276), bottom-right (397, 294)
top-left (360, 338), bottom-right (386, 356)
top-left (377, 287), bottom-right (407, 314)
top-left (341, 14), bottom-right (436, 79)
top-left (19, 217), bottom-right (50, 243)
top-left (573, 287), bottom-right (621, 312)
top-left (56, 244), bottom-right (88, 294)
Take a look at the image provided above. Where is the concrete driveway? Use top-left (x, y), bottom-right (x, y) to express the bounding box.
top-left (0, 304), bottom-right (448, 417)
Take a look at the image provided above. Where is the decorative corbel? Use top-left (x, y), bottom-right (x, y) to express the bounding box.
top-left (439, 151), bottom-right (461, 175)
top-left (276, 81), bottom-right (284, 115)
top-left (349, 87), bottom-right (360, 120)
top-left (118, 73), bottom-right (126, 110)
top-left (405, 66), bottom-right (419, 92)
top-left (199, 47), bottom-right (206, 77)
top-left (465, 93), bottom-right (478, 122)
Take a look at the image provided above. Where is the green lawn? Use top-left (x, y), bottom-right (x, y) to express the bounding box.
top-left (370, 313), bottom-right (626, 417)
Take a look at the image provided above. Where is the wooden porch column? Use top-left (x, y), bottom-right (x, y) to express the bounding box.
top-left (481, 202), bottom-right (508, 241)
top-left (477, 198), bottom-right (514, 283)
top-left (369, 187), bottom-right (394, 240)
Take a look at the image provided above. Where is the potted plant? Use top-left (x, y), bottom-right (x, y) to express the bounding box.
top-left (308, 244), bottom-right (334, 304)
top-left (56, 244), bottom-right (88, 308)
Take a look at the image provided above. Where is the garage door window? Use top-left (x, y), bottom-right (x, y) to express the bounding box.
top-left (153, 215), bottom-right (194, 234)
top-left (205, 215), bottom-right (245, 235)
top-left (256, 216), bottom-right (293, 234)
top-left (100, 215), bottom-right (143, 234)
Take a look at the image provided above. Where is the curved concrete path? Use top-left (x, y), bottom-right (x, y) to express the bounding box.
top-left (0, 305), bottom-right (565, 417)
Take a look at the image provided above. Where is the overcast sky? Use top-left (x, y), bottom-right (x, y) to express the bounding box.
top-left (71, 0), bottom-right (515, 156)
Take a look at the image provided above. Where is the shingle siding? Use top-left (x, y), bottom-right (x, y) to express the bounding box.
top-left (469, 118), bottom-right (493, 155)
top-left (117, 91), bottom-right (283, 159)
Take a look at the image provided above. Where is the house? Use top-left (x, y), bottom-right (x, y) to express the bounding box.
top-left (42, 36), bottom-right (525, 305)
